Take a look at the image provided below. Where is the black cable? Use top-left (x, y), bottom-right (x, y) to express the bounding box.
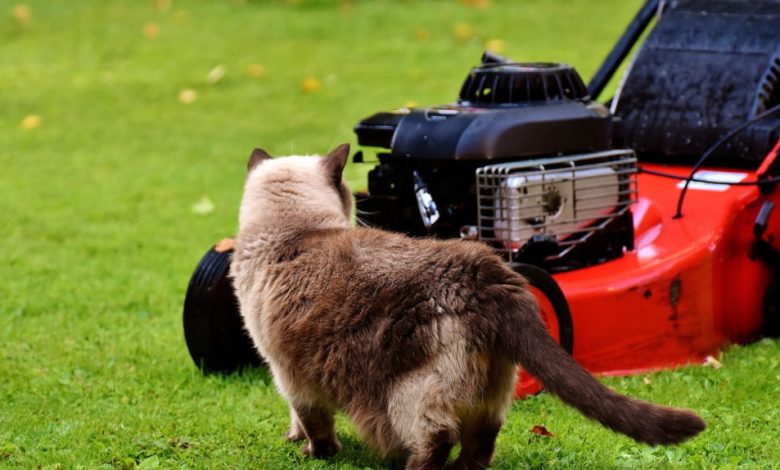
top-left (640, 167), bottom-right (780, 186)
top-left (674, 103), bottom-right (780, 218)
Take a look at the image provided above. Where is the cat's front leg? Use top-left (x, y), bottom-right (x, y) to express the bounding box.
top-left (285, 407), bottom-right (306, 442)
top-left (293, 405), bottom-right (341, 458)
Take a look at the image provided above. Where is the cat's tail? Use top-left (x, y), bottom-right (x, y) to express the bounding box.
top-left (499, 292), bottom-right (706, 445)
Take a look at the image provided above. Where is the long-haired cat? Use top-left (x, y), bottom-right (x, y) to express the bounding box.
top-left (230, 144), bottom-right (705, 469)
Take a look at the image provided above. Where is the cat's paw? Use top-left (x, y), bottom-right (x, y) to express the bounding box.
top-left (301, 438), bottom-right (341, 459)
top-left (285, 428), bottom-right (306, 442)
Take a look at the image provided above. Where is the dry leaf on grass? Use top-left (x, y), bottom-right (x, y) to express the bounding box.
top-left (206, 65), bottom-right (226, 85)
top-left (461, 0), bottom-right (491, 7)
top-left (144, 23), bottom-right (160, 39)
top-left (246, 63), bottom-right (266, 78)
top-left (191, 196), bottom-right (215, 215)
top-left (154, 0), bottom-right (172, 12)
top-left (214, 238), bottom-right (235, 253)
top-left (530, 425), bottom-right (554, 437)
top-left (301, 77), bottom-right (322, 94)
top-left (178, 89), bottom-right (197, 104)
top-left (12, 4), bottom-right (32, 26)
top-left (705, 355), bottom-right (723, 369)
top-left (21, 114), bottom-right (41, 130)
top-left (486, 39), bottom-right (505, 53)
top-left (453, 23), bottom-right (473, 42)
top-left (415, 29), bottom-right (430, 41)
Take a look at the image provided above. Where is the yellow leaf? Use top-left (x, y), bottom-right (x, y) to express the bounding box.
top-left (178, 89), bottom-right (197, 104)
top-left (453, 22), bottom-right (472, 42)
top-left (301, 77), bottom-right (322, 94)
top-left (486, 38), bottom-right (505, 54)
top-left (460, 0), bottom-right (491, 7)
top-left (246, 63), bottom-right (266, 79)
top-left (20, 114), bottom-right (41, 130)
top-left (415, 29), bottom-right (430, 42)
top-left (12, 4), bottom-right (32, 25)
top-left (144, 23), bottom-right (160, 39)
top-left (153, 0), bottom-right (171, 12)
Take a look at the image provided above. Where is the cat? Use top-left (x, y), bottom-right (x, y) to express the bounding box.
top-left (229, 144), bottom-right (705, 470)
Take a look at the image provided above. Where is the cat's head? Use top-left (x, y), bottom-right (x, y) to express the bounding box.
top-left (238, 143), bottom-right (353, 232)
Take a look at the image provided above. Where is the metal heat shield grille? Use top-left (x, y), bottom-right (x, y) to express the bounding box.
top-left (476, 149), bottom-right (638, 261)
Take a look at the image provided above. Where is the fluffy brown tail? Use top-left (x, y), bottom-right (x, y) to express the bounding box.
top-left (501, 300), bottom-right (706, 445)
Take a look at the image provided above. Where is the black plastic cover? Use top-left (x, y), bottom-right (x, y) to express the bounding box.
top-left (354, 62), bottom-right (614, 161)
top-left (390, 103), bottom-right (613, 160)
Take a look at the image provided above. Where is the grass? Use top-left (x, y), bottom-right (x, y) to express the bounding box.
top-left (1, 0), bottom-right (778, 468)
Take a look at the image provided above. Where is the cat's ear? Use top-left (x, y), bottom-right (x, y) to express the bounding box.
top-left (322, 143), bottom-right (350, 186)
top-left (248, 148), bottom-right (272, 172)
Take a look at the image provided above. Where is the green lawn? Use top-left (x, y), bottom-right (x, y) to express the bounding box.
top-left (1, 0), bottom-right (779, 468)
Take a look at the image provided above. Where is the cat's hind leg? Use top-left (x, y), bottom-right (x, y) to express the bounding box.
top-left (447, 357), bottom-right (515, 469)
top-left (445, 415), bottom-right (502, 470)
top-left (292, 404), bottom-right (341, 458)
top-left (404, 427), bottom-right (458, 470)
top-left (389, 373), bottom-right (460, 470)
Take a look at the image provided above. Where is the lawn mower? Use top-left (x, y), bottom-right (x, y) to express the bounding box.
top-left (183, 0), bottom-right (780, 397)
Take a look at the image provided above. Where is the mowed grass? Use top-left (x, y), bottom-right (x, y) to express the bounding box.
top-left (1, 0), bottom-right (779, 468)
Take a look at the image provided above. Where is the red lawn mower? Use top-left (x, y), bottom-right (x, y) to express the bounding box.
top-left (183, 0), bottom-right (780, 397)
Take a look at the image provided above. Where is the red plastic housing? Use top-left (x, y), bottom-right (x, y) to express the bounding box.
top-left (516, 156), bottom-right (780, 397)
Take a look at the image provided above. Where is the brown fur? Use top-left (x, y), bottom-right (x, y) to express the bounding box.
top-left (230, 144), bottom-right (705, 469)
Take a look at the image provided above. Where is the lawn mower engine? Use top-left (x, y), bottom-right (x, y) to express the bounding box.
top-left (354, 56), bottom-right (637, 272)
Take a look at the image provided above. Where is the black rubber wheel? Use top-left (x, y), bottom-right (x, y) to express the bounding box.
top-left (763, 275), bottom-right (780, 337)
top-left (509, 262), bottom-right (574, 354)
top-left (183, 242), bottom-right (263, 373)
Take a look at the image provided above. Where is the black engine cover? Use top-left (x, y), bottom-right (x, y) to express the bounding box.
top-left (355, 62), bottom-right (616, 161)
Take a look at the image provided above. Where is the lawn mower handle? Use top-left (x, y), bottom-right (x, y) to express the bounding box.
top-left (587, 0), bottom-right (666, 100)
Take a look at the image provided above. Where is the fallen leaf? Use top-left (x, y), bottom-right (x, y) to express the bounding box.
top-left (453, 22), bottom-right (473, 42)
top-left (214, 238), bottom-right (235, 253)
top-left (144, 22), bottom-right (160, 39)
top-left (191, 196), bottom-right (215, 215)
top-left (705, 355), bottom-right (723, 369)
top-left (415, 28), bottom-right (430, 41)
top-left (173, 10), bottom-right (189, 22)
top-left (246, 63), bottom-right (266, 78)
top-left (486, 38), bottom-right (505, 54)
top-left (153, 0), bottom-right (172, 12)
top-left (206, 65), bottom-right (226, 85)
top-left (339, 0), bottom-right (353, 14)
top-left (301, 77), bottom-right (322, 94)
top-left (643, 376), bottom-right (651, 385)
top-left (20, 114), bottom-right (41, 130)
top-left (12, 4), bottom-right (32, 26)
top-left (178, 88), bottom-right (197, 104)
top-left (460, 0), bottom-right (491, 7)
top-left (530, 425), bottom-right (554, 437)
